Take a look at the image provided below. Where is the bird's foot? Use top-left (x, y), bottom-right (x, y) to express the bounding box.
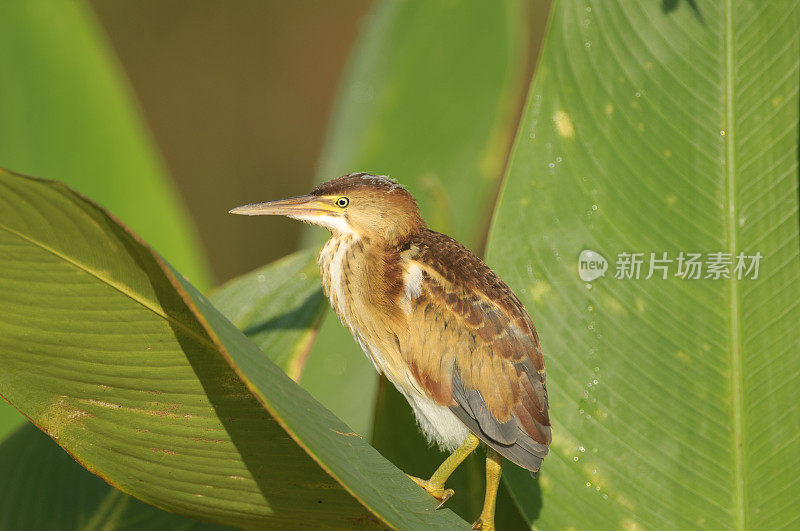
top-left (406, 475), bottom-right (455, 509)
top-left (471, 517), bottom-right (495, 530)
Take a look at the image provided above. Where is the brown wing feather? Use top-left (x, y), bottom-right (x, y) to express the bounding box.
top-left (402, 229), bottom-right (550, 473)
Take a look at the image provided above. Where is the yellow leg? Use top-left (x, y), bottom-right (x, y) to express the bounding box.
top-left (408, 433), bottom-right (480, 508)
top-left (471, 448), bottom-right (502, 530)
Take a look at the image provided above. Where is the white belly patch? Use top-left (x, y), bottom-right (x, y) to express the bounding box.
top-left (401, 386), bottom-right (469, 451)
top-left (362, 339), bottom-right (468, 451)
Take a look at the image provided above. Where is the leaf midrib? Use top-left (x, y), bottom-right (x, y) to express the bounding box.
top-left (723, 1), bottom-right (745, 529)
top-left (0, 222), bottom-right (218, 356)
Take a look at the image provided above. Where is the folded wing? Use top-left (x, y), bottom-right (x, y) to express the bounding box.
top-left (400, 229), bottom-right (550, 473)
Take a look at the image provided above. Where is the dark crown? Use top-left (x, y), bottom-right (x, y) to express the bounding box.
top-left (311, 173), bottom-right (406, 196)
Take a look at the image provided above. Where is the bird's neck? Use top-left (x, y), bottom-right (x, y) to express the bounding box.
top-left (319, 232), bottom-right (361, 317)
top-left (318, 231), bottom-right (407, 324)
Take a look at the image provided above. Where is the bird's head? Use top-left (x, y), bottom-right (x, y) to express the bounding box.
top-left (230, 173), bottom-right (425, 244)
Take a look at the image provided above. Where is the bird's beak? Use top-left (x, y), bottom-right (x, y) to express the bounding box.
top-left (228, 194), bottom-right (336, 217)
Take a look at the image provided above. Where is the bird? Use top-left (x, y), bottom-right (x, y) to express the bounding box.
top-left (230, 173), bottom-right (550, 530)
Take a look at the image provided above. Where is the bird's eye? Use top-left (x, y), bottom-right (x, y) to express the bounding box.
top-left (335, 197), bottom-right (349, 208)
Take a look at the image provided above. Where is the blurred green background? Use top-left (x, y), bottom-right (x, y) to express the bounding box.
top-left (89, 0), bottom-right (371, 283)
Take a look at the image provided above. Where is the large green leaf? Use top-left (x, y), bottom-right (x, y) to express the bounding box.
top-left (0, 395), bottom-right (20, 441)
top-left (0, 169), bottom-right (469, 529)
top-left (0, 424), bottom-right (227, 531)
top-left (0, 247), bottom-right (326, 529)
top-left (0, 0), bottom-right (209, 288)
top-left (0, 0), bottom-right (212, 434)
top-left (301, 0), bottom-right (530, 446)
top-left (487, 1), bottom-right (800, 528)
top-left (209, 249), bottom-right (325, 380)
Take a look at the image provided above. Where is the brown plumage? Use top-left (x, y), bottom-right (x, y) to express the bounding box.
top-left (402, 229), bottom-right (550, 470)
top-left (230, 173), bottom-right (550, 530)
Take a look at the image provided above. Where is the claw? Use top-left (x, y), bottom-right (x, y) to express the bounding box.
top-left (434, 488), bottom-right (454, 509)
top-left (471, 518), bottom-right (483, 530)
top-left (406, 474), bottom-right (455, 508)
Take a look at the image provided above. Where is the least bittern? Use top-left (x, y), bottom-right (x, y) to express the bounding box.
top-left (231, 174), bottom-right (550, 530)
